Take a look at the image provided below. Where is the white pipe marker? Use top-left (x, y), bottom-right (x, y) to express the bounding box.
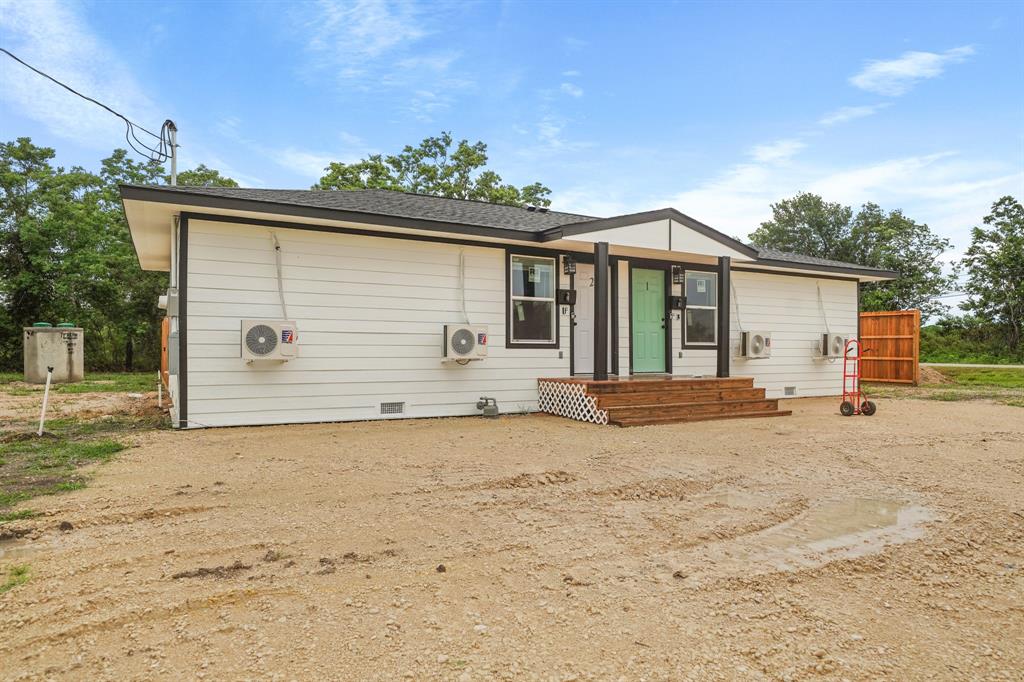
top-left (37, 365), bottom-right (53, 436)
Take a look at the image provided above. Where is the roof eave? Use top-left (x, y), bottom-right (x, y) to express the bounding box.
top-left (743, 257), bottom-right (899, 280)
top-left (118, 185), bottom-right (546, 243)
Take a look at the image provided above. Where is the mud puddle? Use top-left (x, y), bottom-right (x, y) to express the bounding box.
top-left (677, 495), bottom-right (936, 580)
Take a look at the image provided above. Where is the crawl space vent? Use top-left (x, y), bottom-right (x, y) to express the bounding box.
top-left (380, 401), bottom-right (405, 415)
top-left (784, 386), bottom-right (796, 396)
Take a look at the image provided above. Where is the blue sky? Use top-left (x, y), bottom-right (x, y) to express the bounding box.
top-left (2, 0), bottom-right (1022, 269)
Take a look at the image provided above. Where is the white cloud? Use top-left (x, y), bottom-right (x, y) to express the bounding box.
top-left (562, 69), bottom-right (581, 77)
top-left (750, 139), bottom-right (806, 163)
top-left (306, 0), bottom-right (426, 66)
top-left (818, 103), bottom-right (891, 126)
top-left (0, 0), bottom-right (161, 147)
top-left (274, 148), bottom-right (338, 179)
top-left (560, 82), bottom-right (584, 98)
top-left (850, 46), bottom-right (974, 96)
top-left (660, 149), bottom-right (1022, 252)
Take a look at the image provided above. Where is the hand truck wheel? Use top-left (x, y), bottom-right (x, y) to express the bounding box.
top-left (840, 401), bottom-right (855, 417)
top-left (860, 400), bottom-right (876, 416)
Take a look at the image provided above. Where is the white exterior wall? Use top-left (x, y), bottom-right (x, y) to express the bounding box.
top-left (184, 219), bottom-right (569, 428)
top-left (727, 270), bottom-right (857, 398)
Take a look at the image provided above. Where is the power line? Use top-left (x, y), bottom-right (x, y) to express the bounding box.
top-left (1, 46), bottom-right (174, 163)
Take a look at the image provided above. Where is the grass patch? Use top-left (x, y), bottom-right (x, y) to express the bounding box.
top-left (1, 413), bottom-right (164, 514)
top-left (0, 564), bottom-right (30, 594)
top-left (866, 366), bottom-right (1024, 407)
top-left (0, 509), bottom-right (38, 523)
top-left (0, 372), bottom-right (157, 395)
top-left (928, 366), bottom-right (1024, 389)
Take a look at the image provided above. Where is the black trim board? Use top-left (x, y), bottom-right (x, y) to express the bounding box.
top-left (741, 259), bottom-right (896, 279)
top-left (177, 215), bottom-right (188, 429)
top-left (731, 265), bottom-right (860, 282)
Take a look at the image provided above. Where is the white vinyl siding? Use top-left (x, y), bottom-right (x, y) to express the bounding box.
top-left (727, 270), bottom-right (857, 398)
top-left (185, 219), bottom-right (569, 428)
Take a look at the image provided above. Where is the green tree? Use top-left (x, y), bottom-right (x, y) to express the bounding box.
top-left (960, 196), bottom-right (1024, 351)
top-left (748, 192), bottom-right (955, 317)
top-left (315, 131), bottom-right (552, 207)
top-left (0, 138), bottom-right (237, 371)
top-left (749, 193), bottom-right (854, 261)
top-left (850, 203), bottom-right (956, 319)
top-left (172, 163), bottom-right (239, 188)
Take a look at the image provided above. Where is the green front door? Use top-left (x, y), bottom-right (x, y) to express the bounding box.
top-left (631, 268), bottom-right (666, 373)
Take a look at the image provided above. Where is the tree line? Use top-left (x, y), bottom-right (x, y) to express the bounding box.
top-left (1, 133), bottom-right (1020, 373)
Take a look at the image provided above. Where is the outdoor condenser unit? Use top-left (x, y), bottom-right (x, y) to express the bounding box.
top-left (241, 320), bottom-right (298, 363)
top-left (443, 324), bottom-right (488, 362)
top-left (741, 331), bottom-right (772, 359)
top-left (820, 333), bottom-right (847, 358)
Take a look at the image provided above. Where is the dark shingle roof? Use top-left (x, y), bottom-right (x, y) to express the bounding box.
top-left (125, 185), bottom-right (597, 233)
top-left (753, 246), bottom-right (888, 273)
top-left (121, 184), bottom-right (895, 277)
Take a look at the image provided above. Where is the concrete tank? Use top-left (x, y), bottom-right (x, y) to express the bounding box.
top-left (23, 324), bottom-right (85, 384)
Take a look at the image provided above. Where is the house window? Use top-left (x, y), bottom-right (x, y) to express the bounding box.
top-left (684, 271), bottom-right (718, 346)
top-left (509, 254), bottom-right (557, 345)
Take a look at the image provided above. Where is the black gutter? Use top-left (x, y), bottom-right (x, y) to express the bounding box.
top-left (716, 256), bottom-right (730, 378)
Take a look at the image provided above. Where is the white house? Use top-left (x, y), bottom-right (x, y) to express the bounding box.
top-left (120, 186), bottom-right (896, 428)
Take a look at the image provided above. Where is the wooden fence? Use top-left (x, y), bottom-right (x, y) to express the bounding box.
top-left (858, 310), bottom-right (921, 384)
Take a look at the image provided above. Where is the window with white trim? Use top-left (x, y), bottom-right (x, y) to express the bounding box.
top-left (684, 271), bottom-right (718, 346)
top-left (509, 254), bottom-right (557, 345)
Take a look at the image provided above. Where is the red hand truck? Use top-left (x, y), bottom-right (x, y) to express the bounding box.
top-left (840, 339), bottom-right (876, 417)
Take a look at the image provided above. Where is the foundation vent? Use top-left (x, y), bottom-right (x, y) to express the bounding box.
top-left (380, 401), bottom-right (405, 415)
top-left (784, 386), bottom-right (796, 396)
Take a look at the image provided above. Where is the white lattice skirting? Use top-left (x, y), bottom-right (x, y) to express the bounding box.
top-left (537, 381), bottom-right (609, 425)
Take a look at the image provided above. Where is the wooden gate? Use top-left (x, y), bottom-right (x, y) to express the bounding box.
top-left (858, 310), bottom-right (920, 384)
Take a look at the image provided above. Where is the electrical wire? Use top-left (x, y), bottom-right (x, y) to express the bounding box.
top-left (1, 47), bottom-right (173, 162)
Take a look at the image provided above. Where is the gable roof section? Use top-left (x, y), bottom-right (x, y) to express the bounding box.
top-left (540, 207), bottom-right (760, 259)
top-left (119, 184), bottom-right (896, 279)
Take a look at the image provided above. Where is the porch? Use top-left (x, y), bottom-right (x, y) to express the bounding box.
top-left (537, 375), bottom-right (792, 427)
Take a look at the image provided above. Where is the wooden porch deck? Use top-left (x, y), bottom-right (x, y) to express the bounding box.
top-left (537, 375), bottom-right (792, 427)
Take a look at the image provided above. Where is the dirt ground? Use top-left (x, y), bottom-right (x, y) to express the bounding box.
top-left (1, 397), bottom-right (1022, 681)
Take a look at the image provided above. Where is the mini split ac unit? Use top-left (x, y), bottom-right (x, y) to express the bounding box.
top-left (820, 333), bottom-right (847, 358)
top-left (443, 324), bottom-right (488, 362)
top-left (241, 320), bottom-right (298, 362)
top-left (741, 331), bottom-right (772, 359)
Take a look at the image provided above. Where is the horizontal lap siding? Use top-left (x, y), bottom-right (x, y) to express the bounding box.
top-left (186, 220), bottom-right (568, 427)
top-left (728, 271), bottom-right (857, 398)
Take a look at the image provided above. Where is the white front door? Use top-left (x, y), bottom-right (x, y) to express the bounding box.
top-left (573, 263), bottom-right (612, 375)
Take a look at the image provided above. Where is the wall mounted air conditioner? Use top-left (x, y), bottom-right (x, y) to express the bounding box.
top-left (241, 320), bottom-right (298, 363)
top-left (741, 331), bottom-right (772, 359)
top-left (820, 333), bottom-right (847, 358)
top-left (443, 324), bottom-right (488, 362)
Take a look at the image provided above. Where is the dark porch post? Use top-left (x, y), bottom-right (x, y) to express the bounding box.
top-left (593, 241), bottom-right (610, 380)
top-left (716, 256), bottom-right (731, 378)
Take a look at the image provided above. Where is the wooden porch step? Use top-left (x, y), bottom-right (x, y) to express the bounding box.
top-left (605, 398), bottom-right (781, 420)
top-left (583, 377), bottom-right (755, 394)
top-left (609, 408), bottom-right (793, 427)
top-left (595, 387), bottom-right (766, 407)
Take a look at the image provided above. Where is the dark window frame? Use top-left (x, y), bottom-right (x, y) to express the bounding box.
top-left (678, 264), bottom-right (722, 351)
top-left (505, 249), bottom-right (561, 349)
top-left (683, 270), bottom-right (719, 348)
